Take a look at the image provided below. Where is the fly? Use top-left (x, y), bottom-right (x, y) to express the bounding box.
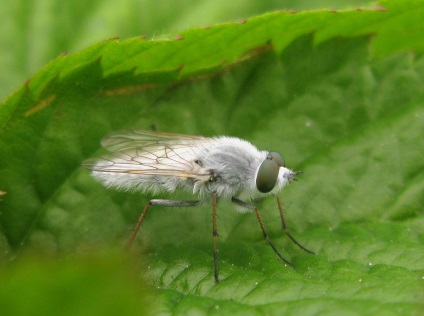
top-left (83, 130), bottom-right (314, 283)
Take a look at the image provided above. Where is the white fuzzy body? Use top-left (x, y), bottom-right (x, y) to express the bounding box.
top-left (84, 131), bottom-right (294, 208)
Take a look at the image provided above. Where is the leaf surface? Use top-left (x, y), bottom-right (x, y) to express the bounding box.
top-left (0, 0), bottom-right (423, 314)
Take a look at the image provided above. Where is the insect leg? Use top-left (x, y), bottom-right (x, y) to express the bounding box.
top-left (276, 196), bottom-right (315, 254)
top-left (231, 197), bottom-right (294, 268)
top-left (212, 192), bottom-right (219, 283)
top-left (125, 199), bottom-right (201, 249)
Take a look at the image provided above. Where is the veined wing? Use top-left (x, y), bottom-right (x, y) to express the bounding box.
top-left (83, 132), bottom-right (212, 181)
top-left (101, 130), bottom-right (207, 152)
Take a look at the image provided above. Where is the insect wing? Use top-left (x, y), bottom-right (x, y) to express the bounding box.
top-left (101, 130), bottom-right (206, 152)
top-left (83, 131), bottom-right (212, 181)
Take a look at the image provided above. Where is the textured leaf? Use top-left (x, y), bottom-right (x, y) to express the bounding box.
top-left (1, 0), bottom-right (424, 314)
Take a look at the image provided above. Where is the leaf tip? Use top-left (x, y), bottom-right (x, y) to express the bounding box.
top-left (243, 42), bottom-right (273, 59)
top-left (99, 37), bottom-right (120, 45)
top-left (375, 5), bottom-right (387, 12)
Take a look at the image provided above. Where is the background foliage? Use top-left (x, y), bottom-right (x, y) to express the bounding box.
top-left (0, 0), bottom-right (423, 315)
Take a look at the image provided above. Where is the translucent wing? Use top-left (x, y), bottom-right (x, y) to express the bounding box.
top-left (83, 130), bottom-right (212, 181)
top-left (101, 130), bottom-right (206, 152)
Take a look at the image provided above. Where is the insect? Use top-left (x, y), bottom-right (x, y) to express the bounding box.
top-left (83, 130), bottom-right (314, 283)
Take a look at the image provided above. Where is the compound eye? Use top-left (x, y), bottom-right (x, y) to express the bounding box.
top-left (256, 158), bottom-right (279, 193)
top-left (269, 151), bottom-right (285, 167)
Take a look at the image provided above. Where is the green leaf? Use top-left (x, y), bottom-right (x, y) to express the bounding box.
top-left (1, 0), bottom-right (424, 314)
top-left (0, 0), bottom-right (373, 102)
top-left (0, 253), bottom-right (152, 316)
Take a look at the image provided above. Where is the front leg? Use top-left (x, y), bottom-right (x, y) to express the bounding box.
top-left (276, 196), bottom-right (315, 254)
top-left (231, 197), bottom-right (294, 267)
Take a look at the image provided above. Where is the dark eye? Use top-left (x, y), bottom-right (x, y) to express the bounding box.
top-left (256, 157), bottom-right (279, 193)
top-left (269, 151), bottom-right (285, 167)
